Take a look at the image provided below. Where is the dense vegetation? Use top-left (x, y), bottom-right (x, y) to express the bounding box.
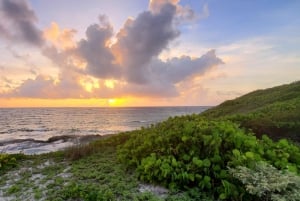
top-left (117, 116), bottom-right (300, 200)
top-left (1, 81), bottom-right (300, 200)
top-left (229, 162), bottom-right (300, 201)
top-left (202, 81), bottom-right (300, 141)
top-left (116, 81), bottom-right (300, 200)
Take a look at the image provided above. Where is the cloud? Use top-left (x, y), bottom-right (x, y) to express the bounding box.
top-left (0, 0), bottom-right (43, 46)
top-left (6, 46), bottom-right (38, 74)
top-left (10, 75), bottom-right (57, 98)
top-left (149, 0), bottom-right (179, 13)
top-left (115, 49), bottom-right (223, 97)
top-left (150, 50), bottom-right (223, 83)
top-left (1, 0), bottom-right (224, 100)
top-left (149, 0), bottom-right (197, 22)
top-left (3, 73), bottom-right (93, 99)
top-left (78, 16), bottom-right (120, 79)
top-left (112, 3), bottom-right (179, 83)
top-left (0, 24), bottom-right (11, 39)
top-left (43, 22), bottom-right (76, 50)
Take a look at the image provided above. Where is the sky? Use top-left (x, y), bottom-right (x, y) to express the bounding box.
top-left (0, 0), bottom-right (299, 107)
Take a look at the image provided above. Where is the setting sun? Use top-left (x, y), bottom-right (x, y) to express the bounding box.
top-left (107, 98), bottom-right (125, 107)
top-left (108, 99), bottom-right (116, 105)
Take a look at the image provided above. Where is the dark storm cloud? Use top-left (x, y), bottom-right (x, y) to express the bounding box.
top-left (0, 0), bottom-right (43, 46)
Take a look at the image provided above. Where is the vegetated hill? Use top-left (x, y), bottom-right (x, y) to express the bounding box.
top-left (202, 81), bottom-right (300, 141)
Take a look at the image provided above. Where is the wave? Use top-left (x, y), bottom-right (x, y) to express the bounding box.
top-left (0, 134), bottom-right (104, 146)
top-left (0, 128), bottom-right (54, 134)
top-left (129, 120), bottom-right (148, 123)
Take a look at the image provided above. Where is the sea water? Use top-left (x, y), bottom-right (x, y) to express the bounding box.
top-left (0, 107), bottom-right (209, 154)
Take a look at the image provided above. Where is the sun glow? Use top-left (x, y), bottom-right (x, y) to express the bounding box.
top-left (107, 98), bottom-right (125, 107)
top-left (0, 98), bottom-right (112, 107)
top-left (108, 99), bottom-right (116, 104)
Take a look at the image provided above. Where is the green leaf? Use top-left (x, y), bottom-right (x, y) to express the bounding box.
top-left (219, 193), bottom-right (227, 200)
top-left (171, 158), bottom-right (177, 167)
top-left (192, 157), bottom-right (203, 167)
top-left (203, 175), bottom-right (211, 183)
top-left (245, 151), bottom-right (254, 159)
top-left (203, 159), bottom-right (211, 167)
top-left (181, 136), bottom-right (189, 142)
top-left (232, 149), bottom-right (240, 157)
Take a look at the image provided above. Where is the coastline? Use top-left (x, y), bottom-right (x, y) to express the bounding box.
top-left (0, 134), bottom-right (110, 155)
top-left (0, 106), bottom-right (209, 155)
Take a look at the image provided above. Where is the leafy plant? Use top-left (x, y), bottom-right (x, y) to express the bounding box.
top-left (229, 162), bottom-right (300, 201)
top-left (118, 116), bottom-right (300, 200)
top-left (0, 153), bottom-right (23, 172)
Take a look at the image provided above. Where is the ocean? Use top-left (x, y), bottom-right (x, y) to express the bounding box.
top-left (0, 106), bottom-right (209, 154)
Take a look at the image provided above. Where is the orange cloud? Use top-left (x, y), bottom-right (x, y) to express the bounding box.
top-left (79, 76), bottom-right (100, 92)
top-left (44, 22), bottom-right (76, 50)
top-left (0, 98), bottom-right (110, 107)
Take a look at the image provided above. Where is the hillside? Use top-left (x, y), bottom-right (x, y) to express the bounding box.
top-left (202, 81), bottom-right (300, 141)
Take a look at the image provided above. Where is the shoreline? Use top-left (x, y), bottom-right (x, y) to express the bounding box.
top-left (0, 134), bottom-right (110, 155)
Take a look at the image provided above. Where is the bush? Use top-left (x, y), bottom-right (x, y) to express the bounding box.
top-left (229, 162), bottom-right (300, 201)
top-left (0, 154), bottom-right (18, 171)
top-left (117, 116), bottom-right (300, 200)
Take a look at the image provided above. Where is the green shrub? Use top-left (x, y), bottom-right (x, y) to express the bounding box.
top-left (0, 154), bottom-right (18, 171)
top-left (229, 162), bottom-right (300, 201)
top-left (117, 116), bottom-right (300, 200)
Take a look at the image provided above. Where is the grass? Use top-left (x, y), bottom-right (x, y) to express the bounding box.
top-left (49, 146), bottom-right (141, 200)
top-left (202, 81), bottom-right (300, 141)
top-left (0, 138), bottom-right (205, 200)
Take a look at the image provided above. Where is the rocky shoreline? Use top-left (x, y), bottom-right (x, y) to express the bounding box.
top-left (0, 134), bottom-right (106, 154)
